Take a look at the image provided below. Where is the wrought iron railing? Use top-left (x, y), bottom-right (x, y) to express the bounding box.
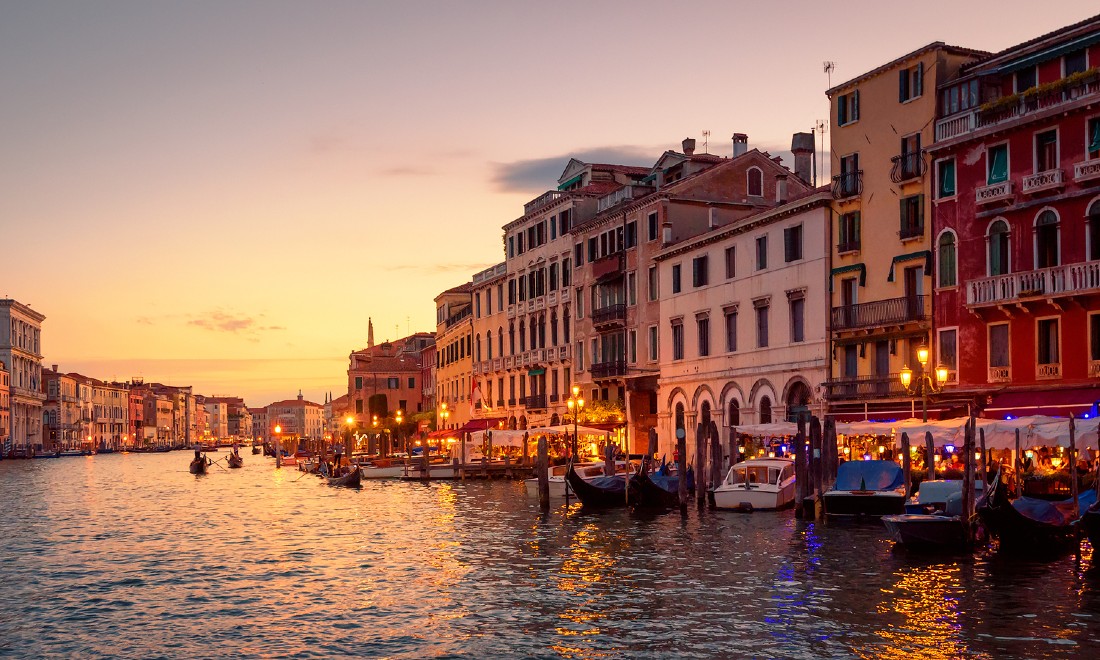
top-left (831, 295), bottom-right (929, 330)
top-left (898, 223), bottom-right (925, 240)
top-left (591, 361), bottom-right (628, 379)
top-left (837, 240), bottom-right (861, 254)
top-left (824, 374), bottom-right (909, 400)
top-left (525, 395), bottom-right (547, 410)
top-left (890, 153), bottom-right (926, 183)
top-left (831, 171), bottom-right (863, 200)
top-left (592, 304), bottom-right (626, 326)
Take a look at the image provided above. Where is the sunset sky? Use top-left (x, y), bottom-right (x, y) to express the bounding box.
top-left (2, 1), bottom-right (1095, 406)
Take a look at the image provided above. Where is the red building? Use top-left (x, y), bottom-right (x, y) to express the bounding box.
top-left (346, 327), bottom-right (435, 424)
top-left (930, 15), bottom-right (1100, 418)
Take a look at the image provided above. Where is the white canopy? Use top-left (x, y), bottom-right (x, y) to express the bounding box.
top-left (482, 425), bottom-right (611, 448)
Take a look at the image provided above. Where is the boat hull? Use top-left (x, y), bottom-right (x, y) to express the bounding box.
top-left (327, 469), bottom-right (362, 488)
top-left (565, 465), bottom-right (632, 508)
top-left (189, 460), bottom-right (207, 475)
top-left (359, 465), bottom-right (406, 479)
top-left (1082, 504), bottom-right (1100, 552)
top-left (824, 491), bottom-right (905, 517)
top-left (882, 514), bottom-right (969, 549)
top-left (713, 481), bottom-right (796, 511)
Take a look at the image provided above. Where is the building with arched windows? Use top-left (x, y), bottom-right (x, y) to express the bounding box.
top-left (929, 15), bottom-right (1100, 417)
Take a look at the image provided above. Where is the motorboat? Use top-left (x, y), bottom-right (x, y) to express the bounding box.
top-left (359, 458), bottom-right (408, 479)
top-left (823, 460), bottom-right (906, 517)
top-left (712, 457), bottom-right (796, 511)
top-left (882, 480), bottom-right (983, 550)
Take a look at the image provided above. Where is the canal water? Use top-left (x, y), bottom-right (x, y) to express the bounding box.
top-left (1, 452), bottom-right (1097, 659)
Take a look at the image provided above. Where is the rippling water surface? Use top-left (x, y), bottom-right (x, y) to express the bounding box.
top-left (1, 452), bottom-right (1098, 659)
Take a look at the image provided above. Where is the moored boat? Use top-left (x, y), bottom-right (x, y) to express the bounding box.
top-left (978, 471), bottom-right (1096, 553)
top-left (564, 462), bottom-right (634, 508)
top-left (712, 457), bottom-right (796, 511)
top-left (823, 460), bottom-right (906, 517)
top-left (327, 468), bottom-right (362, 488)
top-left (882, 481), bottom-right (981, 550)
top-left (524, 461), bottom-right (630, 498)
top-left (631, 464), bottom-right (682, 509)
top-left (1080, 499), bottom-right (1100, 553)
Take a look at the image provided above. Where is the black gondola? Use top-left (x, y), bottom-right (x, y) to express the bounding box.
top-left (630, 460), bottom-right (681, 509)
top-left (565, 463), bottom-right (633, 508)
top-left (189, 458), bottom-right (207, 475)
top-left (978, 471), bottom-right (1095, 553)
top-left (251, 445), bottom-right (260, 455)
top-left (1080, 498), bottom-right (1100, 552)
top-left (326, 467), bottom-right (362, 488)
top-left (227, 453), bottom-right (243, 469)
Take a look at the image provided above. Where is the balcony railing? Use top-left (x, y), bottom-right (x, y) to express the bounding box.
top-left (445, 307), bottom-right (472, 329)
top-left (496, 399), bottom-right (505, 408)
top-left (1022, 168), bottom-right (1065, 194)
top-left (524, 395), bottom-right (547, 410)
top-left (837, 240), bottom-right (861, 254)
top-left (507, 398), bottom-right (517, 406)
top-left (975, 181), bottom-right (1013, 205)
top-left (590, 360), bottom-right (627, 380)
top-left (935, 75), bottom-right (1100, 141)
top-left (898, 223), bottom-right (924, 241)
top-left (592, 304), bottom-right (626, 327)
top-left (831, 295), bottom-right (930, 330)
top-left (1037, 363), bottom-right (1061, 380)
top-left (890, 153), bottom-right (926, 183)
top-left (989, 367), bottom-right (1011, 383)
top-left (1074, 159), bottom-right (1100, 183)
top-left (966, 261), bottom-right (1100, 306)
top-left (824, 374), bottom-right (909, 400)
top-left (524, 190), bottom-right (565, 215)
top-left (831, 171), bottom-right (863, 200)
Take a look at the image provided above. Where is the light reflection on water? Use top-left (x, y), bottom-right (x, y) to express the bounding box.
top-left (1, 452), bottom-right (1099, 659)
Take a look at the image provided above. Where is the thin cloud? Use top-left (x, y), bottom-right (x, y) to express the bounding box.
top-left (376, 166), bottom-right (437, 177)
top-left (491, 146), bottom-right (656, 193)
top-left (136, 310), bottom-right (286, 337)
top-left (389, 262), bottom-right (496, 274)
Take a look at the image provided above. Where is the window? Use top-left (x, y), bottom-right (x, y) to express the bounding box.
top-left (842, 345), bottom-right (858, 378)
top-left (755, 303), bottom-right (769, 348)
top-left (647, 212), bottom-right (659, 241)
top-left (507, 236), bottom-right (515, 258)
top-left (574, 243), bottom-right (584, 267)
top-left (1089, 118), bottom-right (1100, 160)
top-left (989, 323), bottom-right (1010, 371)
top-left (1091, 314), bottom-right (1100, 361)
top-left (988, 220), bottom-right (1011, 276)
top-left (789, 297), bottom-right (804, 343)
top-left (837, 90), bottom-right (860, 126)
top-left (899, 133), bottom-right (921, 179)
top-left (355, 377), bottom-right (362, 390)
top-left (838, 212), bottom-right (860, 252)
top-left (898, 62), bottom-right (923, 102)
top-left (672, 264), bottom-right (682, 294)
top-left (576, 289), bottom-right (583, 318)
top-left (625, 221), bottom-right (637, 249)
top-left (987, 144), bottom-right (1008, 184)
top-left (562, 258), bottom-right (571, 287)
top-left (1037, 318), bottom-right (1059, 366)
top-left (1035, 210), bottom-right (1060, 269)
top-left (759, 397), bottom-right (772, 425)
top-left (938, 231), bottom-right (957, 287)
top-left (356, 399), bottom-right (363, 413)
top-left (936, 158), bottom-right (956, 199)
top-left (747, 168), bottom-right (763, 197)
top-left (575, 341), bottom-right (584, 371)
top-left (692, 255), bottom-right (708, 287)
top-left (387, 377), bottom-right (399, 389)
top-left (627, 272), bottom-right (637, 306)
top-left (648, 325), bottom-right (658, 361)
top-left (560, 208), bottom-right (571, 233)
top-left (1015, 66), bottom-right (1036, 93)
top-left (939, 328), bottom-right (958, 373)
top-left (648, 266), bottom-right (657, 301)
top-left (563, 306), bottom-right (570, 342)
top-left (724, 308), bottom-right (737, 352)
top-left (497, 284), bottom-right (503, 311)
top-left (838, 153), bottom-right (860, 197)
top-left (900, 195), bottom-right (924, 239)
top-left (724, 246), bottom-right (735, 279)
top-left (671, 321), bottom-right (684, 360)
top-left (756, 236), bottom-right (768, 270)
top-left (1065, 49), bottom-right (1087, 76)
top-left (629, 329), bottom-right (637, 364)
top-left (784, 225), bottom-right (803, 262)
top-left (587, 237), bottom-right (597, 262)
top-left (1090, 202), bottom-right (1100, 260)
top-left (697, 316), bottom-right (710, 357)
top-left (1035, 130), bottom-right (1058, 173)
top-left (408, 377), bottom-right (415, 388)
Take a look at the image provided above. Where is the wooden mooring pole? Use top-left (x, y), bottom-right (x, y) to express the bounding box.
top-left (709, 421), bottom-right (722, 507)
top-left (695, 423), bottom-right (707, 509)
top-left (925, 431), bottom-right (935, 483)
top-left (810, 416), bottom-right (823, 519)
top-left (536, 435), bottom-right (549, 510)
top-left (901, 432), bottom-right (911, 499)
top-left (677, 430), bottom-right (688, 514)
top-left (794, 415), bottom-right (807, 519)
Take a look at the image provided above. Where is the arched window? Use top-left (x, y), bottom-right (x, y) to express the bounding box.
top-left (785, 382), bottom-right (811, 423)
top-left (508, 322), bottom-right (515, 355)
top-left (550, 310), bottom-right (559, 346)
top-left (674, 403), bottom-right (686, 442)
top-left (1035, 210), bottom-right (1060, 269)
top-left (728, 399), bottom-right (741, 427)
top-left (759, 396), bottom-right (772, 425)
top-left (988, 220), bottom-right (1011, 276)
top-left (475, 334), bottom-right (481, 362)
top-left (701, 401), bottom-right (711, 427)
top-left (747, 167), bottom-right (763, 197)
top-left (498, 326), bottom-right (504, 356)
top-left (519, 319), bottom-right (526, 352)
top-left (937, 231), bottom-right (957, 287)
top-left (486, 331), bottom-right (493, 360)
top-left (1089, 200), bottom-right (1100, 261)
top-left (530, 316), bottom-right (537, 349)
top-left (538, 314), bottom-right (546, 348)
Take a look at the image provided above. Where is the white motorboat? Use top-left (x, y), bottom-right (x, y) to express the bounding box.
top-left (711, 457), bottom-right (796, 511)
top-left (524, 461), bottom-right (633, 498)
top-left (359, 462), bottom-right (408, 479)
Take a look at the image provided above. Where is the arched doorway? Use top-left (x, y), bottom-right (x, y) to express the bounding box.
top-left (508, 415), bottom-right (517, 430)
top-left (519, 415), bottom-right (528, 430)
top-left (786, 382), bottom-right (812, 422)
top-left (674, 402), bottom-right (686, 454)
top-left (700, 401), bottom-right (711, 428)
top-left (728, 399), bottom-right (741, 427)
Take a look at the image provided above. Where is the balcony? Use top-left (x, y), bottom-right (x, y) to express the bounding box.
top-left (966, 262), bottom-right (1100, 306)
top-left (890, 153), bottom-right (926, 183)
top-left (824, 374), bottom-right (909, 400)
top-left (831, 295), bottom-right (930, 331)
top-left (975, 181), bottom-right (1013, 205)
top-left (831, 171), bottom-right (863, 201)
top-left (1037, 363), bottom-right (1061, 380)
top-left (507, 398), bottom-right (517, 406)
top-left (1091, 361), bottom-right (1100, 378)
top-left (592, 304), bottom-right (626, 328)
top-left (496, 399), bottom-right (505, 408)
top-left (504, 356), bottom-right (515, 369)
top-left (935, 75), bottom-right (1100, 141)
top-left (1074, 159), bottom-right (1100, 183)
top-left (524, 190), bottom-right (566, 215)
top-left (989, 367), bottom-right (1011, 383)
top-left (1021, 168), bottom-right (1065, 195)
top-left (590, 360), bottom-right (628, 380)
top-left (525, 395), bottom-right (547, 410)
top-left (445, 307), bottom-right (472, 329)
top-left (837, 240), bottom-right (861, 254)
top-left (898, 223), bottom-right (924, 241)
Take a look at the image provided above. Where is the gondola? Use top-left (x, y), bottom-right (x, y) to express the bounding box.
top-left (630, 460), bottom-right (682, 509)
top-left (189, 457), bottom-right (208, 475)
top-left (1080, 498), bottom-right (1100, 552)
top-left (227, 453), bottom-right (243, 469)
top-left (251, 445), bottom-right (260, 455)
top-left (565, 462), bottom-right (633, 508)
top-left (977, 470), bottom-right (1096, 553)
top-left (326, 467), bottom-right (362, 488)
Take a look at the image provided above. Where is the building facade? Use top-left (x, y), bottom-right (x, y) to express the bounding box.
top-left (469, 262), bottom-right (507, 428)
top-left (824, 43), bottom-right (986, 420)
top-left (43, 367), bottom-right (80, 451)
top-left (0, 360), bottom-right (9, 452)
top-left (347, 331), bottom-right (434, 428)
top-left (435, 282), bottom-right (474, 429)
top-left (0, 299), bottom-right (46, 452)
top-left (266, 392), bottom-right (324, 451)
top-left (930, 16), bottom-right (1100, 418)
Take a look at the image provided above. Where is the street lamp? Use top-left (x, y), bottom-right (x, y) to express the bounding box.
top-left (899, 343), bottom-right (949, 422)
top-left (566, 385), bottom-right (585, 458)
top-left (345, 415), bottom-right (355, 461)
top-left (274, 424), bottom-right (282, 468)
top-left (439, 403), bottom-right (450, 457)
top-left (395, 409), bottom-right (404, 453)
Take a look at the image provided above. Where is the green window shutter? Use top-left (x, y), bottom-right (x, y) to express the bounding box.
top-left (854, 212), bottom-right (861, 242)
top-left (899, 69), bottom-right (908, 102)
top-left (853, 89), bottom-right (860, 120)
top-left (988, 146), bottom-right (1008, 184)
top-left (1090, 119), bottom-right (1100, 154)
top-left (899, 198), bottom-right (908, 231)
top-left (939, 160), bottom-right (956, 197)
top-left (915, 62), bottom-right (923, 97)
top-left (838, 94), bottom-right (847, 125)
top-left (918, 195), bottom-right (925, 228)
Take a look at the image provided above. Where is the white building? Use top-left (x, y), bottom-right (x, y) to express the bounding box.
top-left (653, 190), bottom-right (832, 458)
top-left (0, 299), bottom-right (46, 452)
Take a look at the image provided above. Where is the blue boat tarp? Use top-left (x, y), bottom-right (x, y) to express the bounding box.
top-left (649, 473), bottom-right (679, 493)
top-left (1012, 489), bottom-right (1098, 525)
top-left (587, 476), bottom-right (628, 493)
top-left (834, 460), bottom-right (904, 492)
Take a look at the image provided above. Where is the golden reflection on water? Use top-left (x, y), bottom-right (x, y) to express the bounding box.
top-left (865, 563), bottom-right (978, 660)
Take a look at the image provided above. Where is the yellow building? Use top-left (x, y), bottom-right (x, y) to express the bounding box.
top-left (824, 43), bottom-right (985, 420)
top-left (434, 282), bottom-right (474, 431)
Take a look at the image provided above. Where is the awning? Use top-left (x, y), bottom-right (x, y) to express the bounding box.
top-left (886, 250), bottom-right (932, 282)
top-left (997, 32), bottom-right (1100, 74)
top-left (829, 263), bottom-right (865, 291)
top-left (458, 418), bottom-right (508, 433)
top-left (982, 388), bottom-right (1100, 419)
top-left (427, 429), bottom-right (455, 439)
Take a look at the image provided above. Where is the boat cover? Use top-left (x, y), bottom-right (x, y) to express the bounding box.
top-left (834, 460), bottom-right (904, 492)
top-left (649, 473), bottom-right (678, 493)
top-left (586, 475), bottom-right (628, 493)
top-left (1011, 489), bottom-right (1098, 525)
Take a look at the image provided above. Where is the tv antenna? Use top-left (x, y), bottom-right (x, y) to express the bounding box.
top-left (823, 61), bottom-right (835, 89)
top-left (812, 119), bottom-right (829, 187)
top-left (701, 129), bottom-right (711, 154)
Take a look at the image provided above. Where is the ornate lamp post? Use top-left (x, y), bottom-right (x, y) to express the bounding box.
top-left (899, 343), bottom-right (949, 422)
top-left (395, 409), bottom-right (404, 454)
top-left (439, 403), bottom-right (450, 456)
top-left (565, 385), bottom-right (585, 459)
top-left (274, 424), bottom-right (282, 468)
top-left (345, 415), bottom-right (355, 464)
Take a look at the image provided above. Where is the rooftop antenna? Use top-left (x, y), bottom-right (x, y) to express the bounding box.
top-left (814, 119), bottom-right (829, 187)
top-left (701, 130), bottom-right (711, 154)
top-left (823, 61), bottom-right (835, 89)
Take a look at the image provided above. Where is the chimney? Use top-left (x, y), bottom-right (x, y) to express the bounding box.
top-left (52, 364), bottom-right (58, 372)
top-left (682, 137), bottom-right (696, 156)
top-left (791, 132), bottom-right (814, 184)
top-left (775, 174), bottom-right (788, 205)
top-left (732, 133), bottom-right (748, 158)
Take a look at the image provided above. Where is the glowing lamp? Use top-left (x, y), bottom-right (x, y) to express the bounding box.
top-left (899, 366), bottom-right (913, 389)
top-left (1025, 450), bottom-right (1035, 459)
top-left (945, 444), bottom-right (955, 454)
top-left (1051, 457), bottom-right (1063, 469)
top-left (768, 452), bottom-right (775, 458)
top-left (974, 451), bottom-right (981, 461)
top-left (346, 416), bottom-right (354, 425)
top-left (738, 446), bottom-right (745, 454)
top-left (843, 447), bottom-right (851, 455)
top-left (863, 454), bottom-right (871, 461)
top-left (274, 425), bottom-right (281, 434)
top-left (780, 445), bottom-right (787, 454)
top-left (934, 455), bottom-right (942, 462)
top-left (877, 445), bottom-right (885, 454)
top-left (572, 384), bottom-right (580, 398)
top-left (935, 366), bottom-right (949, 385)
top-left (917, 344), bottom-right (930, 367)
